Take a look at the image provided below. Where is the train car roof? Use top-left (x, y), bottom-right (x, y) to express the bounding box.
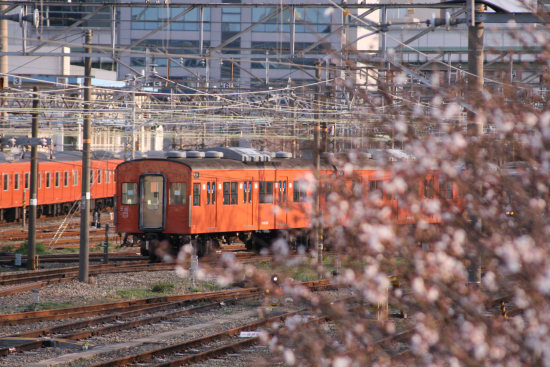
top-left (116, 156), bottom-right (330, 171)
top-left (0, 150), bottom-right (123, 163)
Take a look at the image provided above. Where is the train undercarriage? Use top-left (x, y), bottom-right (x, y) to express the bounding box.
top-left (126, 229), bottom-right (311, 261)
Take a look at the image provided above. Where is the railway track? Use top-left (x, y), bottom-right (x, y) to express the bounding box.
top-left (0, 262), bottom-right (175, 296)
top-left (0, 252), bottom-right (143, 265)
top-left (88, 311), bottom-right (306, 367)
top-left (0, 280), bottom-right (331, 367)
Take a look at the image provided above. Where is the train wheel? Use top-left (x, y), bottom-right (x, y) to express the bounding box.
top-left (139, 240), bottom-right (149, 257)
top-left (245, 234), bottom-right (260, 252)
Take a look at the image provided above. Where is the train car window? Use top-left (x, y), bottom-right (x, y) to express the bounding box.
top-left (423, 179), bottom-right (434, 198)
top-left (248, 182), bottom-right (252, 203)
top-left (39, 173), bottom-right (42, 189)
top-left (55, 172), bottom-right (60, 188)
top-left (64, 171), bottom-right (69, 187)
top-left (259, 181), bottom-right (274, 203)
top-left (106, 171), bottom-right (110, 184)
top-left (46, 172), bottom-right (51, 188)
top-left (211, 182), bottom-right (216, 204)
top-left (2, 174), bottom-right (8, 191)
top-left (193, 183), bottom-right (201, 206)
top-left (243, 182), bottom-right (247, 203)
top-left (121, 183), bottom-right (138, 204)
top-left (369, 180), bottom-right (376, 191)
top-left (353, 180), bottom-right (362, 196)
top-left (424, 178), bottom-right (434, 199)
top-left (231, 182), bottom-right (238, 204)
top-left (14, 173), bottom-right (19, 190)
top-left (223, 182), bottom-right (238, 205)
top-left (439, 180), bottom-right (453, 199)
top-left (170, 183), bottom-right (186, 205)
top-left (206, 182), bottom-right (217, 205)
top-left (98, 170), bottom-right (102, 185)
top-left (90, 170), bottom-right (94, 186)
top-left (73, 170), bottom-right (78, 186)
top-left (293, 180), bottom-right (306, 202)
top-left (25, 172), bottom-right (29, 190)
top-left (278, 181), bottom-right (287, 203)
top-left (223, 182), bottom-right (230, 204)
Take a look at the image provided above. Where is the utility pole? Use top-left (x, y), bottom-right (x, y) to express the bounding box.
top-left (314, 61), bottom-right (322, 266)
top-left (79, 30), bottom-right (93, 283)
top-left (466, 0), bottom-right (483, 285)
top-left (0, 0), bottom-right (8, 128)
top-left (27, 86), bottom-right (39, 270)
top-left (467, 0), bottom-right (484, 136)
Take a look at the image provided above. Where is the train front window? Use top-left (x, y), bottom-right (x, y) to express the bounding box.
top-left (144, 178), bottom-right (162, 209)
top-left (170, 182), bottom-right (186, 205)
top-left (122, 182), bottom-right (138, 204)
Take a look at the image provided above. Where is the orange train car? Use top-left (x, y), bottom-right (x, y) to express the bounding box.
top-left (115, 148), bottom-right (459, 258)
top-left (0, 151), bottom-right (121, 222)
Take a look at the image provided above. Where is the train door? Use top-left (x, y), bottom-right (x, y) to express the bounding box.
top-left (242, 180), bottom-right (253, 228)
top-left (206, 180), bottom-right (217, 230)
top-left (139, 174), bottom-right (165, 230)
top-left (275, 178), bottom-right (288, 228)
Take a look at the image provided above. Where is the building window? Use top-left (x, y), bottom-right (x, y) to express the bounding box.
top-left (64, 171), bottom-right (69, 187)
top-left (295, 7), bottom-right (331, 33)
top-left (251, 7), bottom-right (290, 32)
top-left (193, 183), bottom-right (201, 206)
top-left (14, 173), bottom-right (19, 190)
top-left (259, 181), bottom-right (274, 203)
top-left (221, 7), bottom-right (241, 32)
top-left (293, 180), bottom-right (307, 202)
top-left (122, 183), bottom-right (138, 204)
top-left (131, 7), bottom-right (210, 31)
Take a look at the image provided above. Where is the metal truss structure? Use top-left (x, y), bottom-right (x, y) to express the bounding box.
top-left (0, 1), bottom-right (547, 154)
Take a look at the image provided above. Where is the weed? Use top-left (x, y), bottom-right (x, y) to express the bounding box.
top-left (116, 288), bottom-right (150, 299)
top-left (21, 301), bottom-right (75, 312)
top-left (151, 282), bottom-right (175, 293)
top-left (16, 241), bottom-right (48, 255)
